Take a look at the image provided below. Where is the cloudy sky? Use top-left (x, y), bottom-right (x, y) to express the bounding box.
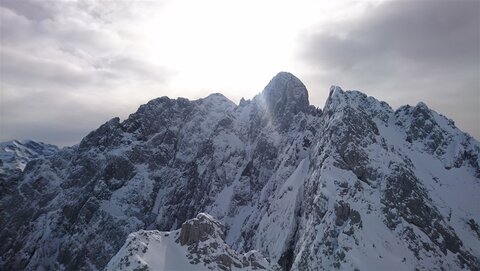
top-left (0, 0), bottom-right (478, 146)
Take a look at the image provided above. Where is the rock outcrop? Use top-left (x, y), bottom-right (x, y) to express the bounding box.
top-left (105, 213), bottom-right (280, 271)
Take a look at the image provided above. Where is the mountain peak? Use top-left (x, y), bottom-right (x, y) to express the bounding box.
top-left (261, 72), bottom-right (309, 108)
top-left (329, 85), bottom-right (344, 98)
top-left (198, 93), bottom-right (236, 110)
top-left (253, 72), bottom-right (310, 130)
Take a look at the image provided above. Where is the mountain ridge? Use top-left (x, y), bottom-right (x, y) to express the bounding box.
top-left (0, 72), bottom-right (479, 270)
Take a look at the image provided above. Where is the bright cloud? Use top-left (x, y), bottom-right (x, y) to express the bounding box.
top-left (0, 0), bottom-right (478, 145)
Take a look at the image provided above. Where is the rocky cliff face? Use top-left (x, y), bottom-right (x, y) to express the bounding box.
top-left (0, 72), bottom-right (479, 271)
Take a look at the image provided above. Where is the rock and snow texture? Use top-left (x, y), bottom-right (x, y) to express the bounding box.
top-left (290, 87), bottom-right (480, 270)
top-left (0, 139), bottom-right (59, 205)
top-left (0, 72), bottom-right (479, 270)
top-left (0, 140), bottom-right (58, 171)
top-left (106, 213), bottom-right (280, 271)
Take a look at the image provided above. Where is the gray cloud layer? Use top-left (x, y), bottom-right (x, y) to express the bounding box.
top-left (0, 0), bottom-right (169, 146)
top-left (300, 0), bottom-right (479, 139)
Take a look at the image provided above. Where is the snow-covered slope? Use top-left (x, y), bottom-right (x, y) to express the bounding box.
top-left (0, 72), bottom-right (479, 271)
top-left (291, 87), bottom-right (480, 270)
top-left (106, 213), bottom-right (280, 271)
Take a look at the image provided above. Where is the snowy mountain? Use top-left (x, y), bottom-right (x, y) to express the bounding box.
top-left (0, 139), bottom-right (58, 171)
top-left (0, 72), bottom-right (479, 270)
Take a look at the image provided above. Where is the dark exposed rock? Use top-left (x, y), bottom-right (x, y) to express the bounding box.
top-left (179, 213), bottom-right (226, 246)
top-left (335, 201), bottom-right (351, 226)
top-left (103, 156), bottom-right (136, 182)
top-left (349, 210), bottom-right (361, 226)
top-left (468, 219), bottom-right (480, 239)
top-left (79, 117), bottom-right (123, 150)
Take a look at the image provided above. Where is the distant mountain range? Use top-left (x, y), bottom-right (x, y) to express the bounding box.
top-left (0, 139), bottom-right (58, 171)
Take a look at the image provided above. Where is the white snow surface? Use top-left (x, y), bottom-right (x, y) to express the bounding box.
top-left (106, 230), bottom-right (205, 271)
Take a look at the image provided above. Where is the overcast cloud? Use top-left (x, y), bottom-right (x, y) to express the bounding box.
top-left (1, 0), bottom-right (479, 146)
top-left (0, 0), bottom-right (170, 146)
top-left (299, 0), bottom-right (479, 139)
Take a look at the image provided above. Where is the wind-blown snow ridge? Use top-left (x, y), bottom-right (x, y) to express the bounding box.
top-left (0, 72), bottom-right (479, 271)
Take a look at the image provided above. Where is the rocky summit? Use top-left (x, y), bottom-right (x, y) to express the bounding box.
top-left (105, 213), bottom-right (280, 271)
top-left (0, 72), bottom-right (479, 270)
